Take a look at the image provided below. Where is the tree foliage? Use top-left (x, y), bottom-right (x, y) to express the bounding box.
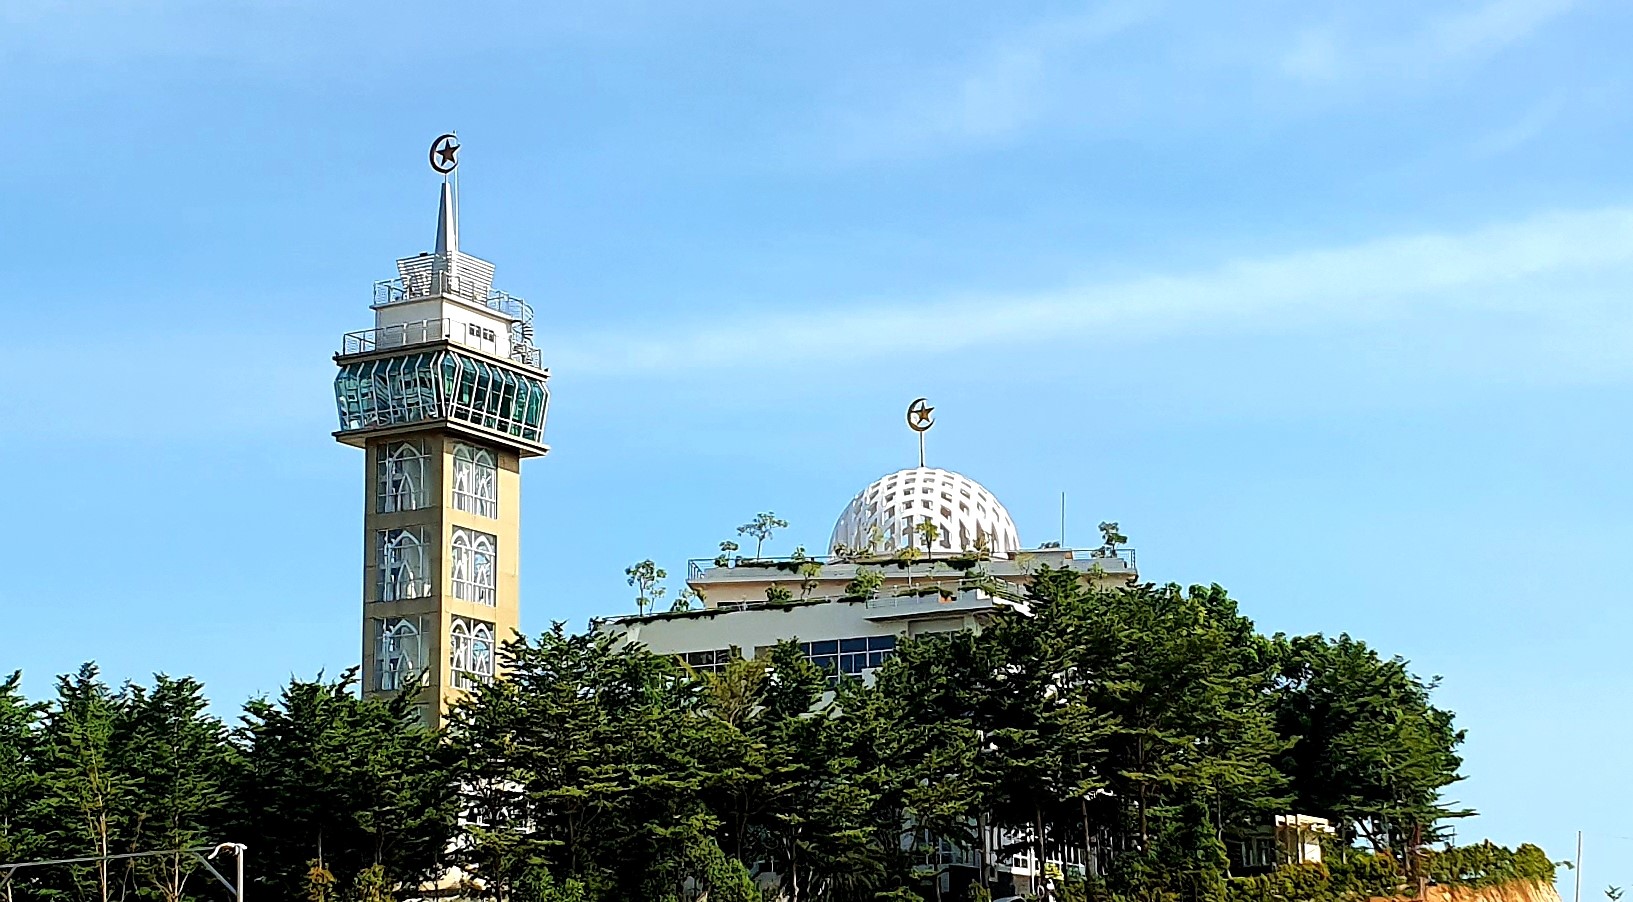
top-left (0, 572), bottom-right (1492, 902)
top-left (1269, 633), bottom-right (1469, 859)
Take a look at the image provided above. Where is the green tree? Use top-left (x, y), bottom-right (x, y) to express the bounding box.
top-left (0, 672), bottom-right (45, 902)
top-left (913, 521), bottom-right (941, 555)
top-left (445, 627), bottom-right (710, 899)
top-left (1077, 581), bottom-right (1287, 899)
top-left (798, 561), bottom-right (824, 600)
top-left (233, 670), bottom-right (456, 900)
top-left (1096, 522), bottom-right (1127, 553)
top-left (715, 540), bottom-right (740, 568)
top-left (842, 568), bottom-right (885, 600)
top-left (1270, 633), bottom-right (1469, 862)
top-left (875, 569), bottom-right (1114, 902)
top-left (737, 512), bottom-right (789, 560)
top-left (625, 560), bottom-right (667, 615)
top-left (35, 663), bottom-right (132, 902)
top-left (749, 645), bottom-right (895, 902)
top-left (119, 675), bottom-right (233, 902)
top-left (670, 587), bottom-right (702, 613)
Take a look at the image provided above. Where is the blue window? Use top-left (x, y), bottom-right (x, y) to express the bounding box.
top-left (798, 635), bottom-right (896, 684)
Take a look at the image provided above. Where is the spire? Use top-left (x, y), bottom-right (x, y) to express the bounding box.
top-left (428, 133), bottom-right (462, 296)
top-left (434, 179), bottom-right (458, 259)
top-left (432, 179), bottom-right (461, 294)
top-left (399, 133), bottom-right (495, 302)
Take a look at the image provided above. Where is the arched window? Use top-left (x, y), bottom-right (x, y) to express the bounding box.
top-left (376, 441), bottom-right (429, 512)
top-left (453, 443), bottom-right (498, 518)
top-left (450, 617), bottom-right (496, 690)
top-left (377, 528), bottom-right (430, 601)
top-left (376, 617), bottom-right (422, 691)
top-left (451, 528), bottom-right (496, 606)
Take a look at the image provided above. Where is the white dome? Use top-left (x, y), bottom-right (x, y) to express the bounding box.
top-left (828, 467), bottom-right (1021, 557)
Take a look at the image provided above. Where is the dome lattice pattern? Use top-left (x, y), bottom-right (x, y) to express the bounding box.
top-left (828, 468), bottom-right (1021, 557)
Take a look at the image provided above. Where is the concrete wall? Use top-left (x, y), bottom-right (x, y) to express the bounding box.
top-left (360, 432), bottom-right (522, 728)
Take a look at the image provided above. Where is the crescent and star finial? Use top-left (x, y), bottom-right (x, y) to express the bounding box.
top-left (907, 398), bottom-right (935, 433)
top-left (907, 398), bottom-right (934, 468)
top-left (429, 133), bottom-right (460, 175)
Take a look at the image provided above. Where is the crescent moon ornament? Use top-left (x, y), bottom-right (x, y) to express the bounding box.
top-left (907, 398), bottom-right (935, 433)
top-left (429, 133), bottom-right (460, 174)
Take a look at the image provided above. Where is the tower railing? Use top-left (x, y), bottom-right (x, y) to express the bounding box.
top-left (373, 277), bottom-right (527, 320)
top-left (371, 277), bottom-right (542, 369)
top-left (339, 318), bottom-right (545, 370)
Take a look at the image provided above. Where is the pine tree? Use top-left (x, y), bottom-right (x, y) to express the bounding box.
top-left (1271, 633), bottom-right (1470, 864)
top-left (233, 670), bottom-right (456, 900)
top-left (0, 672), bottom-right (46, 902)
top-left (118, 675), bottom-right (233, 902)
top-left (36, 663), bottom-right (132, 902)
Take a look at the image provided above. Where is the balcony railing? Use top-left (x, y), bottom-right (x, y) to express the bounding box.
top-left (373, 277), bottom-right (530, 322)
top-left (866, 577), bottom-right (1027, 608)
top-left (339, 318), bottom-right (545, 370)
top-left (686, 546), bottom-right (1135, 582)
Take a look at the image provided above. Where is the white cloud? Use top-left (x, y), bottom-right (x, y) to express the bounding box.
top-left (826, 1), bottom-right (1159, 161)
top-left (1470, 93), bottom-right (1564, 156)
top-left (1281, 0), bottom-right (1577, 82)
top-left (1428, 0), bottom-right (1577, 59)
top-left (553, 206), bottom-right (1633, 379)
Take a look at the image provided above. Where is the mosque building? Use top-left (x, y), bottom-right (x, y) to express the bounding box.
top-left (324, 141), bottom-right (1320, 891)
top-left (596, 460), bottom-right (1138, 677)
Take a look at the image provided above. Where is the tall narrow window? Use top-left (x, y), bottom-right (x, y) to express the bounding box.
top-left (376, 617), bottom-right (423, 691)
top-left (376, 441), bottom-right (430, 512)
top-left (451, 528), bottom-right (496, 606)
top-left (452, 443), bottom-right (498, 518)
top-left (449, 617), bottom-right (495, 690)
top-left (377, 528), bottom-right (430, 601)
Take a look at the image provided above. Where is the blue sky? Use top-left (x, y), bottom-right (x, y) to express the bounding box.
top-left (3, 0), bottom-right (1631, 886)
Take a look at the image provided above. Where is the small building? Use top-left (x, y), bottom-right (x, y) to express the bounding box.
top-left (1229, 815), bottom-right (1335, 873)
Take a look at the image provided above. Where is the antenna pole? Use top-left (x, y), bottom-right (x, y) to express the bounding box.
top-left (1574, 831), bottom-right (1582, 902)
top-left (1060, 492), bottom-right (1066, 546)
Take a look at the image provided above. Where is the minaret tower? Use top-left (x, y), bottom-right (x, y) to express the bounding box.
top-left (332, 135), bottom-right (550, 726)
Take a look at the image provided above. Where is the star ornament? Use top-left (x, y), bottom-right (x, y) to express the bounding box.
top-left (907, 398), bottom-right (935, 432)
top-left (429, 133), bottom-right (461, 174)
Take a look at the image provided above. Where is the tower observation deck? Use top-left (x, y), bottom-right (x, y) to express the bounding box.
top-left (331, 136), bottom-right (549, 725)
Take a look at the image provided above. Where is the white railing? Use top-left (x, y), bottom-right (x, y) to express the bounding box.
top-left (339, 318), bottom-right (545, 370)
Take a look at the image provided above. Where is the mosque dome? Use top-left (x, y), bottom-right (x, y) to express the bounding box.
top-left (828, 467), bottom-right (1022, 558)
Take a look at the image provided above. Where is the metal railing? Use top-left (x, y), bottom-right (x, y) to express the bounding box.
top-left (687, 546), bottom-right (1135, 580)
top-left (339, 318), bottom-right (545, 370)
top-left (866, 577), bottom-right (1027, 608)
top-left (1083, 547), bottom-right (1136, 568)
top-left (373, 277), bottom-right (528, 319)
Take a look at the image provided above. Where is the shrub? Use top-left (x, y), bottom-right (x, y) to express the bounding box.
top-left (1425, 841), bottom-right (1557, 888)
top-left (1326, 847), bottom-right (1401, 899)
top-left (1225, 863), bottom-right (1335, 902)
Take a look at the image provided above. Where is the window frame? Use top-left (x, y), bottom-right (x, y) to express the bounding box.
top-left (376, 440), bottom-right (431, 513)
top-left (450, 527), bottom-right (497, 606)
top-left (452, 442), bottom-right (499, 518)
top-left (376, 617), bottom-right (423, 692)
top-left (377, 527), bottom-right (431, 601)
top-left (450, 616), bottom-right (496, 690)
